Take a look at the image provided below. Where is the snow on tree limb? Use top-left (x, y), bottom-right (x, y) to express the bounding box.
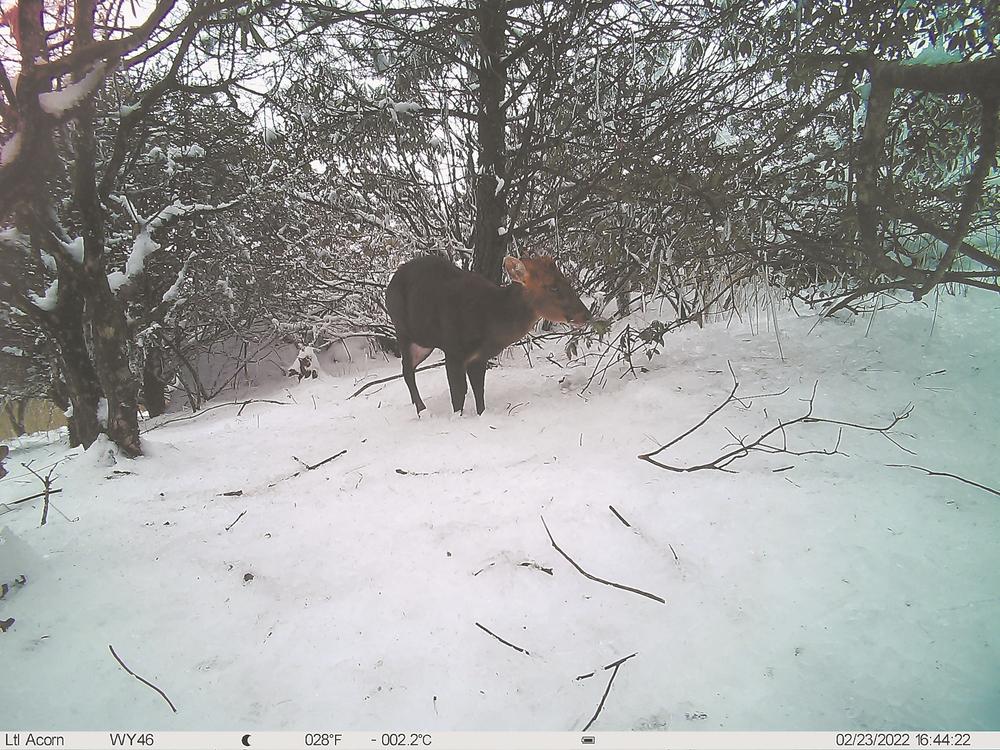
top-left (28, 279), bottom-right (58, 311)
top-left (61, 237), bottom-right (85, 264)
top-left (0, 228), bottom-right (29, 253)
top-left (108, 198), bottom-right (240, 296)
top-left (0, 132), bottom-right (22, 166)
top-left (38, 62), bottom-right (108, 116)
top-left (161, 253), bottom-right (194, 304)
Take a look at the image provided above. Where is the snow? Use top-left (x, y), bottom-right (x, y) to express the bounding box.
top-left (110, 201), bottom-right (231, 294)
top-left (378, 99), bottom-right (421, 124)
top-left (167, 144), bottom-right (206, 159)
top-left (902, 43), bottom-right (962, 67)
top-left (262, 124), bottom-right (282, 144)
top-left (713, 126), bottom-right (738, 150)
top-left (161, 261), bottom-right (190, 304)
top-left (28, 280), bottom-right (59, 311)
top-left (2, 291), bottom-right (999, 730)
top-left (1, 346), bottom-right (25, 357)
top-left (38, 63), bottom-right (107, 115)
top-left (62, 236), bottom-right (85, 264)
top-left (106, 270), bottom-right (127, 292)
top-left (392, 101), bottom-right (420, 115)
top-left (1, 131), bottom-right (22, 166)
top-left (145, 145), bottom-right (206, 176)
top-left (0, 226), bottom-right (29, 251)
top-left (497, 226), bottom-right (508, 236)
top-left (286, 346), bottom-right (323, 381)
top-left (109, 228), bottom-right (159, 294)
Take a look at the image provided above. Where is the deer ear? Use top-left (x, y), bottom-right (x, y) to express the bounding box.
top-left (503, 256), bottom-right (528, 284)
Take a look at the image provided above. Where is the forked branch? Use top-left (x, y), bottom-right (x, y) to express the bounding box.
top-left (638, 367), bottom-right (912, 473)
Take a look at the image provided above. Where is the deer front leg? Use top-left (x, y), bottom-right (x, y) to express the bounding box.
top-left (444, 354), bottom-right (468, 414)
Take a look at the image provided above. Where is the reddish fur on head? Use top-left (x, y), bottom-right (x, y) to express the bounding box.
top-left (503, 255), bottom-right (591, 325)
top-left (1, 4), bottom-right (20, 49)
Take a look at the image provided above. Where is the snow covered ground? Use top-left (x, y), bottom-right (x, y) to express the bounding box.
top-left (2, 291), bottom-right (999, 731)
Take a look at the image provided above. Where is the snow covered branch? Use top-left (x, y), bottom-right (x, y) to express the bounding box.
top-left (108, 198), bottom-right (241, 297)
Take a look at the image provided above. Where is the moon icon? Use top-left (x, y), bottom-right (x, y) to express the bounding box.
top-left (241, 734), bottom-right (251, 747)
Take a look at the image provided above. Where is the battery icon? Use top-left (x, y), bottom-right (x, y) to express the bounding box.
top-left (581, 737), bottom-right (596, 745)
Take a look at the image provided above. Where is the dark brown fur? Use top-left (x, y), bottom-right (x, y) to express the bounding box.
top-left (385, 255), bottom-right (590, 415)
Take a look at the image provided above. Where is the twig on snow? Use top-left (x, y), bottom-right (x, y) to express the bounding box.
top-left (268, 450), bottom-right (347, 487)
top-left (608, 505), bottom-right (631, 527)
top-left (518, 561), bottom-right (553, 575)
top-left (300, 451), bottom-right (348, 471)
top-left (225, 510), bottom-right (247, 531)
top-left (347, 361), bottom-right (446, 400)
top-left (638, 365), bottom-right (912, 473)
top-left (108, 644), bottom-right (178, 713)
top-left (540, 516), bottom-right (665, 604)
top-left (582, 652), bottom-right (637, 730)
top-left (475, 622), bottom-right (530, 656)
top-left (887, 464), bottom-right (1000, 498)
top-left (3, 488), bottom-right (63, 507)
top-left (142, 399), bottom-right (289, 432)
top-left (576, 651), bottom-right (638, 680)
top-left (20, 460), bottom-right (62, 526)
top-left (395, 468), bottom-right (433, 476)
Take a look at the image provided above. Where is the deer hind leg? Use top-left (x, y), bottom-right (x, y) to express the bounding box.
top-left (402, 340), bottom-right (433, 414)
top-left (466, 360), bottom-right (487, 415)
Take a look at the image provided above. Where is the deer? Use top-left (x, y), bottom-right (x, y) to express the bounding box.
top-left (385, 255), bottom-right (591, 416)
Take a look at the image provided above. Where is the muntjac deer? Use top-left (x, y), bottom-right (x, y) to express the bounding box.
top-left (386, 255), bottom-right (591, 415)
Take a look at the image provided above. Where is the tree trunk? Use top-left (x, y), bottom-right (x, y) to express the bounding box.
top-left (3, 401), bottom-right (27, 436)
top-left (52, 322), bottom-right (103, 449)
top-left (72, 27), bottom-right (142, 456)
top-left (16, 229), bottom-right (106, 450)
top-left (471, 0), bottom-right (509, 284)
top-left (142, 351), bottom-right (167, 417)
top-left (83, 273), bottom-right (142, 456)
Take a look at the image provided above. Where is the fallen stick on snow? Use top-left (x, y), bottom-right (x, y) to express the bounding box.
top-left (142, 399), bottom-right (289, 433)
top-left (268, 450), bottom-right (348, 487)
top-left (474, 622), bottom-right (530, 656)
top-left (608, 505), bottom-right (631, 527)
top-left (576, 651), bottom-right (638, 681)
top-left (582, 652), bottom-right (637, 730)
top-left (540, 516), bottom-right (665, 605)
top-left (225, 510), bottom-right (247, 531)
top-left (3, 488), bottom-right (63, 507)
top-left (887, 464), bottom-right (1000, 498)
top-left (108, 644), bottom-right (178, 713)
top-left (347, 361), bottom-right (446, 400)
top-left (293, 450), bottom-right (348, 472)
top-left (638, 363), bottom-right (913, 473)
